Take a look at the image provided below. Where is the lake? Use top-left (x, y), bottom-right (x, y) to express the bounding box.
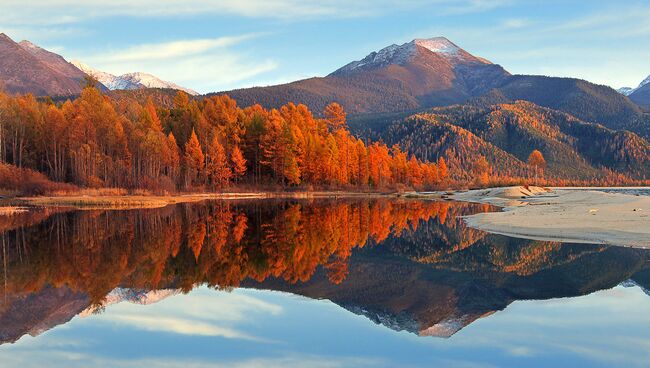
top-left (1, 198), bottom-right (650, 367)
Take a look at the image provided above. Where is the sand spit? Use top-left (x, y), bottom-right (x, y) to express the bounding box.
top-left (451, 186), bottom-right (650, 248)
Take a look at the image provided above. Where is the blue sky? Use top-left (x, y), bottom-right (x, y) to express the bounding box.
top-left (3, 0), bottom-right (650, 94)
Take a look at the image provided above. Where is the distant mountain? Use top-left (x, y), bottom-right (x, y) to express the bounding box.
top-left (0, 33), bottom-right (86, 96)
top-left (618, 87), bottom-right (635, 96)
top-left (220, 37), bottom-right (511, 114)
top-left (618, 75), bottom-right (650, 97)
top-left (72, 61), bottom-right (198, 95)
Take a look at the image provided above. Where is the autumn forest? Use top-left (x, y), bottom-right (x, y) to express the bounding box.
top-left (0, 85), bottom-right (450, 194)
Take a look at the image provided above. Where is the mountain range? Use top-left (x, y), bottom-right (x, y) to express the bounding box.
top-left (0, 33), bottom-right (195, 96)
top-left (71, 60), bottom-right (198, 95)
top-left (219, 36), bottom-right (646, 182)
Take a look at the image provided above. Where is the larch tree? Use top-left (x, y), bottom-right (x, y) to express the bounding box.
top-left (474, 155), bottom-right (491, 187)
top-left (231, 145), bottom-right (247, 182)
top-left (165, 133), bottom-right (181, 184)
top-left (527, 149), bottom-right (546, 176)
top-left (323, 102), bottom-right (347, 131)
top-left (206, 136), bottom-right (232, 189)
top-left (184, 129), bottom-right (204, 188)
top-left (438, 157), bottom-right (448, 181)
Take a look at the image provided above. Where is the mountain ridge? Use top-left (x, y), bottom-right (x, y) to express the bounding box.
top-left (0, 33), bottom-right (85, 96)
top-left (71, 60), bottom-right (198, 95)
top-left (219, 36), bottom-right (511, 114)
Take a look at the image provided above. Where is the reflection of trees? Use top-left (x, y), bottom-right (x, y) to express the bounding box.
top-left (0, 199), bottom-right (457, 305)
top-left (0, 198), bottom-right (618, 312)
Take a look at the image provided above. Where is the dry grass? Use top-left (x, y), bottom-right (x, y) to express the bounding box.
top-left (0, 206), bottom-right (29, 215)
top-left (18, 191), bottom-right (395, 210)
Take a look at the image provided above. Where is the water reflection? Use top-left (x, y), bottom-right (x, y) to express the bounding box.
top-left (0, 198), bottom-right (649, 345)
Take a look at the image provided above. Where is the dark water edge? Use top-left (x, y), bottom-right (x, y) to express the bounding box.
top-left (0, 198), bottom-right (649, 367)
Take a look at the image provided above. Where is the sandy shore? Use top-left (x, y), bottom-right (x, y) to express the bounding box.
top-left (451, 186), bottom-right (650, 248)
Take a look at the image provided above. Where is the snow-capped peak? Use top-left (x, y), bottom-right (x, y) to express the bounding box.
top-left (71, 60), bottom-right (198, 95)
top-left (413, 37), bottom-right (459, 55)
top-left (330, 36), bottom-right (489, 76)
top-left (617, 74), bottom-right (650, 96)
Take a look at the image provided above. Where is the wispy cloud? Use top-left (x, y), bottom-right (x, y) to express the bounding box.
top-left (1, 0), bottom-right (512, 24)
top-left (74, 34), bottom-right (277, 93)
top-left (95, 35), bottom-right (261, 63)
top-left (108, 314), bottom-right (260, 340)
top-left (0, 351), bottom-right (387, 368)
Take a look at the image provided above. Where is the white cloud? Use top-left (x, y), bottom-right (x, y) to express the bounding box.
top-left (108, 314), bottom-right (260, 339)
top-left (0, 0), bottom-right (512, 24)
top-left (74, 34), bottom-right (278, 93)
top-left (94, 35), bottom-right (260, 63)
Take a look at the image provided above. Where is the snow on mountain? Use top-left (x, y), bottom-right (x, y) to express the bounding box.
top-left (639, 75), bottom-right (650, 89)
top-left (72, 60), bottom-right (128, 89)
top-left (414, 37), bottom-right (460, 55)
top-left (119, 72), bottom-right (198, 95)
top-left (618, 75), bottom-right (650, 96)
top-left (618, 87), bottom-right (634, 96)
top-left (331, 36), bottom-right (490, 76)
top-left (71, 60), bottom-right (198, 95)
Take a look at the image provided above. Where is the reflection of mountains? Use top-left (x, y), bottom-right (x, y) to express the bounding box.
top-left (1, 199), bottom-right (650, 343)
top-left (247, 242), bottom-right (650, 337)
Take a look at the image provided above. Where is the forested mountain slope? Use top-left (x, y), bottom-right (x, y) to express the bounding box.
top-left (365, 101), bottom-right (650, 182)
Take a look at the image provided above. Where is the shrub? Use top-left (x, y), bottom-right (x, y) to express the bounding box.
top-left (0, 163), bottom-right (77, 196)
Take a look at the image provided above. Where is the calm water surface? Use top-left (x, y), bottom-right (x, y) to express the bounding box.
top-left (1, 198), bottom-right (649, 367)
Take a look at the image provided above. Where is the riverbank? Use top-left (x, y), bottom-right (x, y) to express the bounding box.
top-left (0, 191), bottom-right (399, 211)
top-left (451, 186), bottom-right (650, 248)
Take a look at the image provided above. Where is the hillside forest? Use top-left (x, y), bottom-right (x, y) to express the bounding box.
top-left (0, 85), bottom-right (647, 195)
top-left (0, 86), bottom-right (449, 194)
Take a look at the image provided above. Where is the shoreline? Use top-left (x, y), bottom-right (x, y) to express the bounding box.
top-left (450, 186), bottom-right (650, 248)
top-left (0, 191), bottom-right (412, 211)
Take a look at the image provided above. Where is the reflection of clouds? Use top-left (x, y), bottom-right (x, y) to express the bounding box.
top-left (89, 287), bottom-right (283, 340)
top-left (443, 286), bottom-right (650, 367)
top-left (107, 314), bottom-right (260, 340)
top-left (0, 352), bottom-right (386, 368)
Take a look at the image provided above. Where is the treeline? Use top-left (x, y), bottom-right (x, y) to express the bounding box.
top-left (0, 87), bottom-right (448, 193)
